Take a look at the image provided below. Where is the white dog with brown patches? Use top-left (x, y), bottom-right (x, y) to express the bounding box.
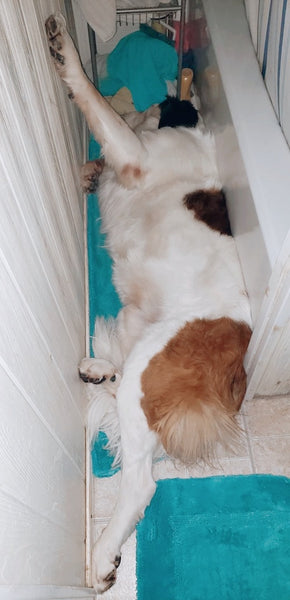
top-left (46, 14), bottom-right (252, 594)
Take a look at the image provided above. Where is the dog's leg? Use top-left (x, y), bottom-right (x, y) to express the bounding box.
top-left (91, 375), bottom-right (158, 593)
top-left (116, 305), bottom-right (148, 358)
top-left (79, 357), bottom-right (121, 448)
top-left (45, 14), bottom-right (146, 187)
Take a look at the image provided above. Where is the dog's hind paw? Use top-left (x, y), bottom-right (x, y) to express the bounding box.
top-left (45, 13), bottom-right (65, 42)
top-left (45, 13), bottom-right (82, 87)
top-left (45, 14), bottom-right (67, 67)
top-left (92, 542), bottom-right (121, 593)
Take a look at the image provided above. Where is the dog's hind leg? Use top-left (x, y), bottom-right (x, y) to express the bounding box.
top-left (116, 305), bottom-right (148, 359)
top-left (91, 376), bottom-right (158, 592)
top-left (45, 14), bottom-right (146, 188)
top-left (79, 309), bottom-right (147, 454)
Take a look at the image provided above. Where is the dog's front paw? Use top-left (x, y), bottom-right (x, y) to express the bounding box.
top-left (92, 542), bottom-right (121, 593)
top-left (79, 358), bottom-right (121, 393)
top-left (80, 159), bottom-right (105, 193)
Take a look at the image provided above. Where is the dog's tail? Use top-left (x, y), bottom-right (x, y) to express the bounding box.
top-left (149, 395), bottom-right (242, 464)
top-left (141, 318), bottom-right (251, 464)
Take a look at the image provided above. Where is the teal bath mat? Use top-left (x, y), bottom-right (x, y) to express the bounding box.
top-left (87, 135), bottom-right (122, 468)
top-left (136, 475), bottom-right (290, 600)
top-left (87, 135), bottom-right (122, 356)
top-left (91, 431), bottom-right (119, 478)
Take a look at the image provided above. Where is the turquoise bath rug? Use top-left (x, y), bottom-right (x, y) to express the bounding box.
top-left (136, 475), bottom-right (290, 600)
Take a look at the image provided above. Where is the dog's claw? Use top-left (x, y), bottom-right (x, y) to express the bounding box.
top-left (104, 569), bottom-right (117, 583)
top-left (45, 15), bottom-right (58, 39)
top-left (45, 14), bottom-right (69, 71)
top-left (79, 371), bottom-right (106, 385)
top-left (114, 554), bottom-right (121, 568)
top-left (45, 13), bottom-right (66, 39)
top-left (49, 46), bottom-right (65, 65)
top-left (96, 555), bottom-right (121, 593)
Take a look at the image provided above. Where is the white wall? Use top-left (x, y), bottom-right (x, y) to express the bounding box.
top-left (0, 0), bottom-right (87, 590)
top-left (198, 0), bottom-right (290, 397)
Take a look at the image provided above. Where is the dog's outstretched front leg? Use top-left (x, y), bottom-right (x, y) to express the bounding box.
top-left (45, 14), bottom-right (146, 188)
top-left (91, 373), bottom-right (158, 593)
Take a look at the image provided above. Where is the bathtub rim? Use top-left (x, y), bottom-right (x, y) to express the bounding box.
top-left (202, 0), bottom-right (290, 271)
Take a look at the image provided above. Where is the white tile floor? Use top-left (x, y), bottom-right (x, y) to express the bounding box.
top-left (91, 395), bottom-right (290, 599)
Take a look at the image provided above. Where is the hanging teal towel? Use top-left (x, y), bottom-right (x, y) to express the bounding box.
top-left (101, 31), bottom-right (178, 111)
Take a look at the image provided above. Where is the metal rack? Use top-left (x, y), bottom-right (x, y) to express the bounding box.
top-left (88, 0), bottom-right (187, 98)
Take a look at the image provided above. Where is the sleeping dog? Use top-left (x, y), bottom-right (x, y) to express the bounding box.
top-left (46, 14), bottom-right (251, 593)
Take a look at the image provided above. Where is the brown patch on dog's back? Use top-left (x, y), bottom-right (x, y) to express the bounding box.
top-left (184, 188), bottom-right (232, 235)
top-left (141, 318), bottom-right (251, 463)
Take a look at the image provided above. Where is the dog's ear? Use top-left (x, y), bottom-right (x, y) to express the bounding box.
top-left (158, 95), bottom-right (198, 129)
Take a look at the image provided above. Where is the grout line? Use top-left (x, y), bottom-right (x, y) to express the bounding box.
top-left (249, 433), bottom-right (290, 439)
top-left (83, 122), bottom-right (90, 360)
top-left (240, 413), bottom-right (256, 474)
top-left (83, 122), bottom-right (92, 588)
top-left (251, 393), bottom-right (290, 401)
top-left (85, 427), bottom-right (92, 588)
top-left (92, 517), bottom-right (111, 524)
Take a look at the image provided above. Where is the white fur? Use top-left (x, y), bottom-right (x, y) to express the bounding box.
top-left (85, 125), bottom-right (251, 592)
top-left (46, 14), bottom-right (252, 593)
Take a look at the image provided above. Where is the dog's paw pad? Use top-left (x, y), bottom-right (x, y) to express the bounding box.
top-left (78, 357), bottom-right (118, 386)
top-left (114, 555), bottom-right (121, 568)
top-left (79, 371), bottom-right (106, 385)
top-left (45, 14), bottom-right (66, 41)
top-left (49, 47), bottom-right (65, 65)
top-left (45, 14), bottom-right (70, 70)
top-left (93, 553), bottom-right (122, 593)
top-left (80, 159), bottom-right (105, 193)
top-left (103, 568), bottom-right (117, 585)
